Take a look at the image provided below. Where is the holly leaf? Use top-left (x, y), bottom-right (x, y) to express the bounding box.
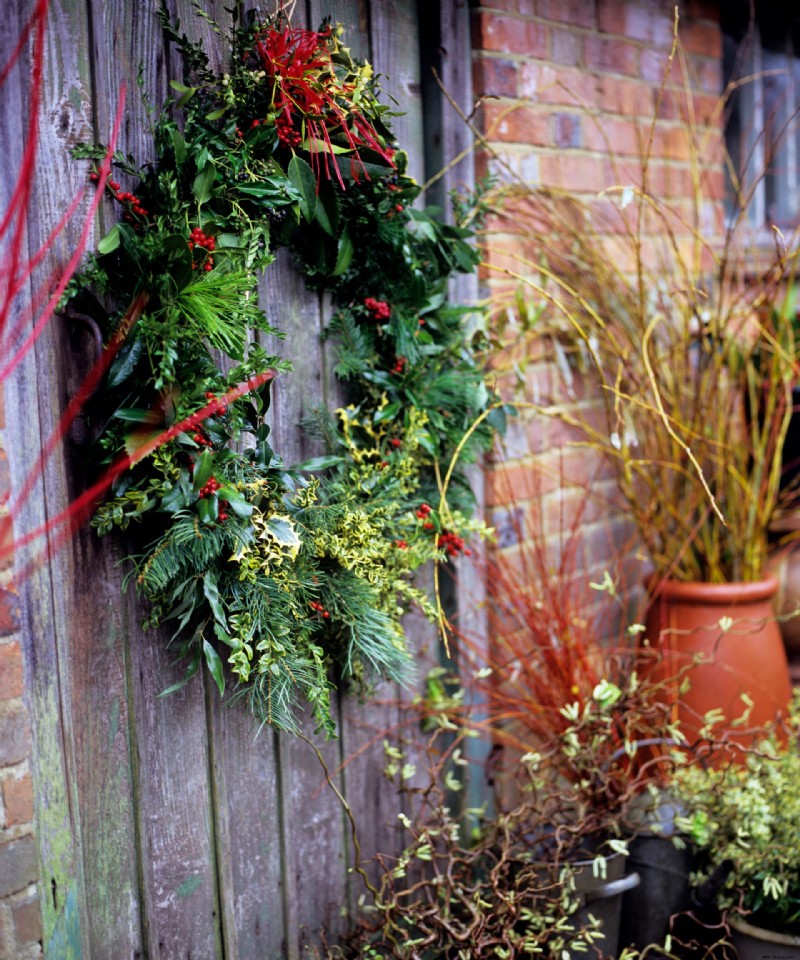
top-left (192, 449), bottom-right (214, 491)
top-left (263, 515), bottom-right (301, 553)
top-left (287, 155), bottom-right (317, 221)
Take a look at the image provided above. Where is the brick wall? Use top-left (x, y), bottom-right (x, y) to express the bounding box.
top-left (472, 0), bottom-right (725, 610)
top-left (0, 386), bottom-right (41, 958)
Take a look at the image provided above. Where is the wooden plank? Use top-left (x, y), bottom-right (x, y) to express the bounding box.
top-left (369, 0), bottom-right (425, 185)
top-left (2, 0), bottom-right (133, 956)
top-left (76, 2), bottom-right (233, 956)
top-left (207, 703), bottom-right (288, 960)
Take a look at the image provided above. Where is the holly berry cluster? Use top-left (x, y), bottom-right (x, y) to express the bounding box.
top-left (364, 297), bottom-right (391, 321)
top-left (275, 113), bottom-right (302, 148)
top-left (197, 475), bottom-right (221, 499)
top-left (89, 173), bottom-right (149, 222)
top-left (192, 431), bottom-right (212, 447)
top-left (309, 600), bottom-right (331, 619)
top-left (439, 529), bottom-right (471, 558)
top-left (188, 227), bottom-right (216, 271)
top-left (391, 356), bottom-right (406, 375)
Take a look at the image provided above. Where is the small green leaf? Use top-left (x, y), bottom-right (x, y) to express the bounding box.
top-left (216, 485), bottom-right (254, 517)
top-left (332, 228), bottom-right (354, 277)
top-left (374, 402), bottom-right (401, 424)
top-left (193, 162), bottom-right (216, 205)
top-left (205, 107), bottom-right (228, 121)
top-left (107, 337), bottom-right (144, 389)
top-left (314, 181), bottom-right (338, 237)
top-left (97, 224), bottom-right (120, 255)
top-left (197, 496), bottom-right (218, 525)
top-left (291, 455), bottom-right (343, 472)
top-left (287, 154), bottom-right (317, 221)
top-left (192, 450), bottom-right (214, 491)
top-left (169, 127), bottom-right (187, 164)
top-left (203, 639), bottom-right (225, 696)
top-left (114, 407), bottom-right (163, 423)
top-left (158, 647), bottom-right (201, 698)
top-left (202, 571), bottom-right (227, 629)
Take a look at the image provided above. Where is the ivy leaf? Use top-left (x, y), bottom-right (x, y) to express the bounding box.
top-left (203, 571), bottom-right (227, 628)
top-left (203, 640), bottom-right (225, 696)
top-left (193, 162), bottom-right (216, 205)
top-left (97, 224), bottom-right (120, 255)
top-left (287, 155), bottom-right (317, 221)
top-left (192, 449), bottom-right (214, 491)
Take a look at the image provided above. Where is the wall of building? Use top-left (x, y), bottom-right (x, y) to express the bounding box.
top-left (471, 0), bottom-right (726, 620)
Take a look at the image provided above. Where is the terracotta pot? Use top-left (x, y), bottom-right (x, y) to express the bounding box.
top-left (729, 915), bottom-right (800, 958)
top-left (645, 577), bottom-right (792, 748)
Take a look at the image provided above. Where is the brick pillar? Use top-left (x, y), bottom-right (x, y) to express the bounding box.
top-left (0, 388), bottom-right (42, 959)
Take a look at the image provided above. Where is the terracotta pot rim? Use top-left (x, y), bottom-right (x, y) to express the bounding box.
top-left (729, 913), bottom-right (800, 946)
top-left (646, 575), bottom-right (779, 605)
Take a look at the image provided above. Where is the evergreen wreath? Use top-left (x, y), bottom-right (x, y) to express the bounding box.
top-left (63, 4), bottom-right (497, 736)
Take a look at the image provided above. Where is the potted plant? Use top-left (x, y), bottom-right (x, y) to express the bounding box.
top-left (672, 696), bottom-right (800, 955)
top-left (432, 478), bottom-right (691, 955)
top-left (481, 47), bottom-right (799, 745)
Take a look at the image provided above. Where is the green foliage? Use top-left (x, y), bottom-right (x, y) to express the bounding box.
top-left (673, 698), bottom-right (800, 934)
top-left (73, 5), bottom-right (497, 735)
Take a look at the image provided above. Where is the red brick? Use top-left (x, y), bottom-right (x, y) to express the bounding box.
top-left (680, 19), bottom-right (723, 59)
top-left (475, 13), bottom-right (549, 58)
top-left (652, 124), bottom-right (693, 162)
top-left (0, 586), bottom-right (19, 636)
top-left (550, 27), bottom-right (581, 67)
top-left (553, 112), bottom-right (581, 148)
top-left (584, 35), bottom-right (640, 78)
top-left (0, 836), bottom-right (38, 897)
top-left (0, 641), bottom-right (23, 699)
top-left (584, 116), bottom-right (643, 157)
top-left (596, 74), bottom-right (653, 116)
top-left (473, 56), bottom-right (518, 98)
top-left (598, 1), bottom-right (675, 48)
top-left (536, 0), bottom-right (596, 29)
top-left (0, 707), bottom-right (30, 766)
top-left (480, 0), bottom-right (536, 12)
top-left (12, 895), bottom-right (43, 945)
top-left (481, 101), bottom-right (551, 145)
top-left (519, 62), bottom-right (599, 106)
top-left (3, 774), bottom-right (34, 825)
top-left (540, 153), bottom-right (608, 191)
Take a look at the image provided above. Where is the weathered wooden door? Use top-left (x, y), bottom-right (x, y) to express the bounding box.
top-left (2, 0), bottom-right (474, 957)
